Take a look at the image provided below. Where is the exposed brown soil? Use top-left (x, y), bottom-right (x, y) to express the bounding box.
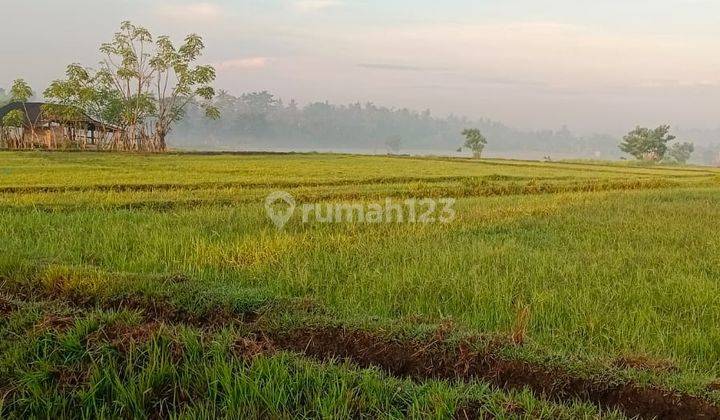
top-left (232, 333), bottom-right (276, 359)
top-left (707, 381), bottom-right (720, 393)
top-left (86, 321), bottom-right (163, 353)
top-left (52, 364), bottom-right (92, 390)
top-left (453, 399), bottom-right (525, 420)
top-left (34, 314), bottom-right (77, 333)
top-left (0, 295), bottom-right (18, 315)
top-left (3, 285), bottom-right (720, 419)
top-left (222, 324), bottom-right (720, 419)
top-left (99, 294), bottom-right (259, 327)
top-left (9, 280), bottom-right (258, 328)
top-left (454, 400), bottom-right (492, 420)
top-left (270, 326), bottom-right (720, 420)
top-left (614, 355), bottom-right (680, 374)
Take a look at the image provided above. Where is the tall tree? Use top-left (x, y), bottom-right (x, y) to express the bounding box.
top-left (94, 21), bottom-right (217, 151)
top-left (98, 22), bottom-right (156, 149)
top-left (666, 142), bottom-right (694, 164)
top-left (241, 91), bottom-right (281, 115)
top-left (149, 31), bottom-right (218, 150)
top-left (619, 125), bottom-right (675, 161)
top-left (44, 64), bottom-right (124, 149)
top-left (45, 64), bottom-right (122, 126)
top-left (461, 128), bottom-right (487, 158)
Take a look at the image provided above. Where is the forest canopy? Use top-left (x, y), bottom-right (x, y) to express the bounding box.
top-left (174, 90), bottom-right (621, 158)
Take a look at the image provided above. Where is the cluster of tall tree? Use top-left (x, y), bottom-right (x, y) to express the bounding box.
top-left (1, 21), bottom-right (218, 151)
top-left (0, 22), bottom-right (704, 163)
top-left (619, 125), bottom-right (694, 164)
top-left (173, 90), bottom-right (620, 156)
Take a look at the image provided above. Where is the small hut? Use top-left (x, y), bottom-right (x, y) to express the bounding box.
top-left (0, 102), bottom-right (120, 149)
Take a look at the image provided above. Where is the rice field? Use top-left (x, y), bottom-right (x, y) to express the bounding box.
top-left (1, 151), bottom-right (720, 418)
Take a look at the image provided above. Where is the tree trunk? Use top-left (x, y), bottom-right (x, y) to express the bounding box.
top-left (155, 131), bottom-right (167, 151)
top-left (154, 122), bottom-right (168, 152)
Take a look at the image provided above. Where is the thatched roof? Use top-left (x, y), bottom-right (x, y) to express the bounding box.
top-left (0, 102), bottom-right (47, 125)
top-left (0, 102), bottom-right (119, 131)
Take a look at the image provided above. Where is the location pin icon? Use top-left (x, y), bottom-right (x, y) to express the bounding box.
top-left (265, 191), bottom-right (296, 229)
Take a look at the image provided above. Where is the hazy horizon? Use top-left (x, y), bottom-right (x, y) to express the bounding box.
top-left (3, 1), bottom-right (720, 136)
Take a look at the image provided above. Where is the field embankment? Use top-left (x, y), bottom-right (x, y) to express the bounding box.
top-left (1, 152), bottom-right (720, 418)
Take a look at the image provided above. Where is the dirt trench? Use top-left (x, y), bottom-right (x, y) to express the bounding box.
top-left (3, 288), bottom-right (719, 419)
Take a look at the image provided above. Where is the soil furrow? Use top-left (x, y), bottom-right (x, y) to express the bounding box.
top-left (2, 290), bottom-right (718, 419)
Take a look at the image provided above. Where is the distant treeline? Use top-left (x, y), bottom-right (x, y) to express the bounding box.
top-left (173, 91), bottom-right (622, 158)
top-left (6, 85), bottom-right (720, 164)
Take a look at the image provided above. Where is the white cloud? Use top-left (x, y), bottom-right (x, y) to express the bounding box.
top-left (215, 57), bottom-right (270, 71)
top-left (158, 2), bottom-right (223, 22)
top-left (294, 0), bottom-right (342, 12)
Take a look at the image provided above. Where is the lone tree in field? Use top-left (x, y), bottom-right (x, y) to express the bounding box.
top-left (461, 128), bottom-right (487, 159)
top-left (666, 142), bottom-right (694, 164)
top-left (45, 21), bottom-right (218, 151)
top-left (619, 125), bottom-right (675, 161)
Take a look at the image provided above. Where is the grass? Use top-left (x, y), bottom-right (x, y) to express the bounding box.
top-left (1, 150), bottom-right (719, 418)
top-left (0, 299), bottom-right (611, 419)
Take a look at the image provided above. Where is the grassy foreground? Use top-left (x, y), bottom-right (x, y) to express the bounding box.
top-left (1, 151), bottom-right (719, 418)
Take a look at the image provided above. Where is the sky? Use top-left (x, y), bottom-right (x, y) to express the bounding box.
top-left (2, 0), bottom-right (720, 134)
